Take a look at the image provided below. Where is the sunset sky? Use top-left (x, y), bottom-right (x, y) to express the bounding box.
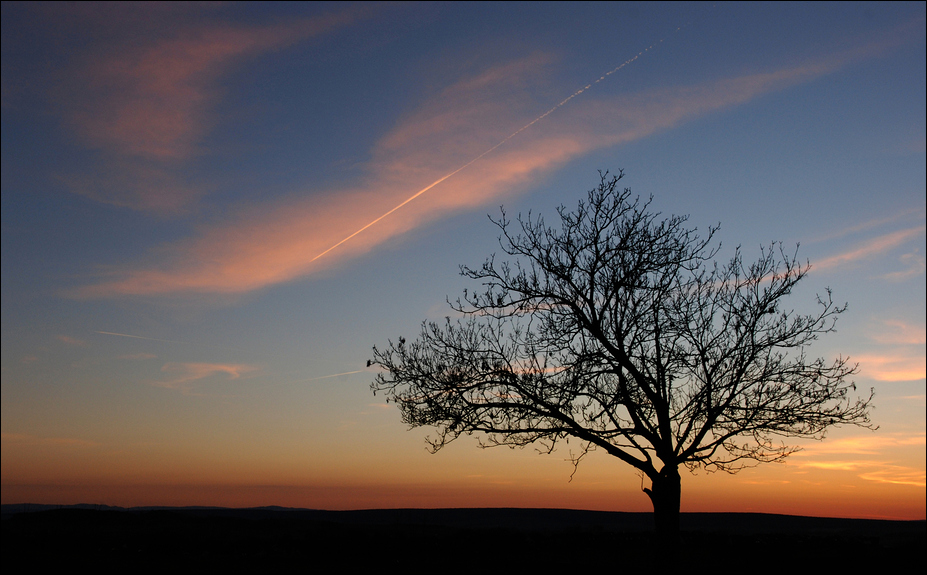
top-left (2, 2), bottom-right (924, 520)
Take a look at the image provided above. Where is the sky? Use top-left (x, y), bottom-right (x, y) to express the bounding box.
top-left (1, 2), bottom-right (924, 520)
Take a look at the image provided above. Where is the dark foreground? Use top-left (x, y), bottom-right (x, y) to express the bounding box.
top-left (2, 505), bottom-right (924, 574)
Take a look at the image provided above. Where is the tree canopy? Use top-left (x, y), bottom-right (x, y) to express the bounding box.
top-left (371, 171), bottom-right (873, 534)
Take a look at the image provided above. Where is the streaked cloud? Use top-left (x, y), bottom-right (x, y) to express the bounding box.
top-left (792, 432), bottom-right (926, 487)
top-left (797, 460), bottom-right (870, 471)
top-left (71, 35), bottom-right (904, 298)
top-left (882, 250), bottom-right (926, 281)
top-left (49, 4), bottom-right (373, 213)
top-left (62, 16), bottom-right (358, 160)
top-left (813, 225), bottom-right (927, 271)
top-left (858, 465), bottom-right (926, 488)
top-left (739, 479), bottom-right (792, 485)
top-left (59, 162), bottom-right (206, 216)
top-left (155, 362), bottom-right (258, 394)
top-left (55, 335), bottom-right (88, 347)
top-left (797, 461), bottom-right (925, 488)
top-left (855, 353), bottom-right (926, 381)
top-left (852, 320), bottom-right (926, 382)
top-left (792, 433), bottom-right (926, 456)
top-left (870, 319), bottom-right (927, 346)
top-left (807, 208), bottom-right (926, 244)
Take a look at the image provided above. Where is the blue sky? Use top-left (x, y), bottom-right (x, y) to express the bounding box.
top-left (2, 2), bottom-right (924, 517)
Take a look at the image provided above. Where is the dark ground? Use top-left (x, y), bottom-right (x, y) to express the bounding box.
top-left (2, 505), bottom-right (924, 574)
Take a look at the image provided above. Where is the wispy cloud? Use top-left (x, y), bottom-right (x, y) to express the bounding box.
top-left (870, 319), bottom-right (927, 346)
top-left (854, 320), bottom-right (926, 382)
top-left (797, 460), bottom-right (871, 471)
top-left (857, 465), bottom-right (926, 487)
top-left (799, 461), bottom-right (924, 488)
top-left (881, 250), bottom-right (926, 281)
top-left (155, 362), bottom-right (258, 394)
top-left (70, 26), bottom-right (915, 297)
top-left (813, 225), bottom-right (926, 271)
top-left (792, 432), bottom-right (926, 487)
top-left (855, 353), bottom-right (926, 381)
top-left (806, 207), bottom-right (925, 244)
top-left (739, 479), bottom-right (792, 485)
top-left (55, 335), bottom-right (88, 347)
top-left (792, 433), bottom-right (926, 456)
top-left (62, 17), bottom-right (357, 160)
top-left (49, 4), bottom-right (372, 214)
top-left (795, 459), bottom-right (925, 489)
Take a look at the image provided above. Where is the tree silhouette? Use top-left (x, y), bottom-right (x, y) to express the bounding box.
top-left (371, 170), bottom-right (873, 536)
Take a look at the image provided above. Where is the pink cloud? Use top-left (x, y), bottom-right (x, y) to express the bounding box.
top-left (72, 34), bottom-right (910, 297)
top-left (59, 158), bottom-right (207, 215)
top-left (858, 465), bottom-right (926, 488)
top-left (55, 335), bottom-right (88, 347)
top-left (855, 353), bottom-right (926, 382)
top-left (155, 362), bottom-right (258, 394)
top-left (792, 433), bottom-right (926, 456)
top-left (870, 320), bottom-right (927, 346)
top-left (52, 5), bottom-right (371, 213)
top-left (882, 251), bottom-right (926, 281)
top-left (814, 225), bottom-right (926, 271)
top-left (67, 23), bottom-right (314, 160)
top-left (793, 459), bottom-right (926, 488)
top-left (806, 208), bottom-right (925, 243)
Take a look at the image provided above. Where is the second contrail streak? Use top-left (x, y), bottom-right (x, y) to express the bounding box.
top-left (96, 331), bottom-right (189, 345)
top-left (312, 25), bottom-right (688, 263)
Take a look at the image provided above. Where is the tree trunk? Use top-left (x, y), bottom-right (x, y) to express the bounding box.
top-left (644, 464), bottom-right (681, 539)
top-left (643, 464), bottom-right (681, 568)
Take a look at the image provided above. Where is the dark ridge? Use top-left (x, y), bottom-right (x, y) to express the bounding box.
top-left (3, 506), bottom-right (923, 574)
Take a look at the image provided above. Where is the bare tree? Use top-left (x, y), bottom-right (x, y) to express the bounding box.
top-left (371, 170), bottom-right (873, 535)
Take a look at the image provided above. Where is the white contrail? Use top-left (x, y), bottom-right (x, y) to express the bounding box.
top-left (311, 25), bottom-right (690, 263)
top-left (303, 369), bottom-right (368, 382)
top-left (96, 331), bottom-right (190, 345)
top-left (95, 330), bottom-right (248, 353)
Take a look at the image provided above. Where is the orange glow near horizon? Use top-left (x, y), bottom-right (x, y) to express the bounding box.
top-left (3, 471), bottom-right (923, 520)
top-left (3, 427), bottom-right (924, 519)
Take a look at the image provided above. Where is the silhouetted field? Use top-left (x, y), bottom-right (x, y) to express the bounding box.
top-left (2, 505), bottom-right (923, 574)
